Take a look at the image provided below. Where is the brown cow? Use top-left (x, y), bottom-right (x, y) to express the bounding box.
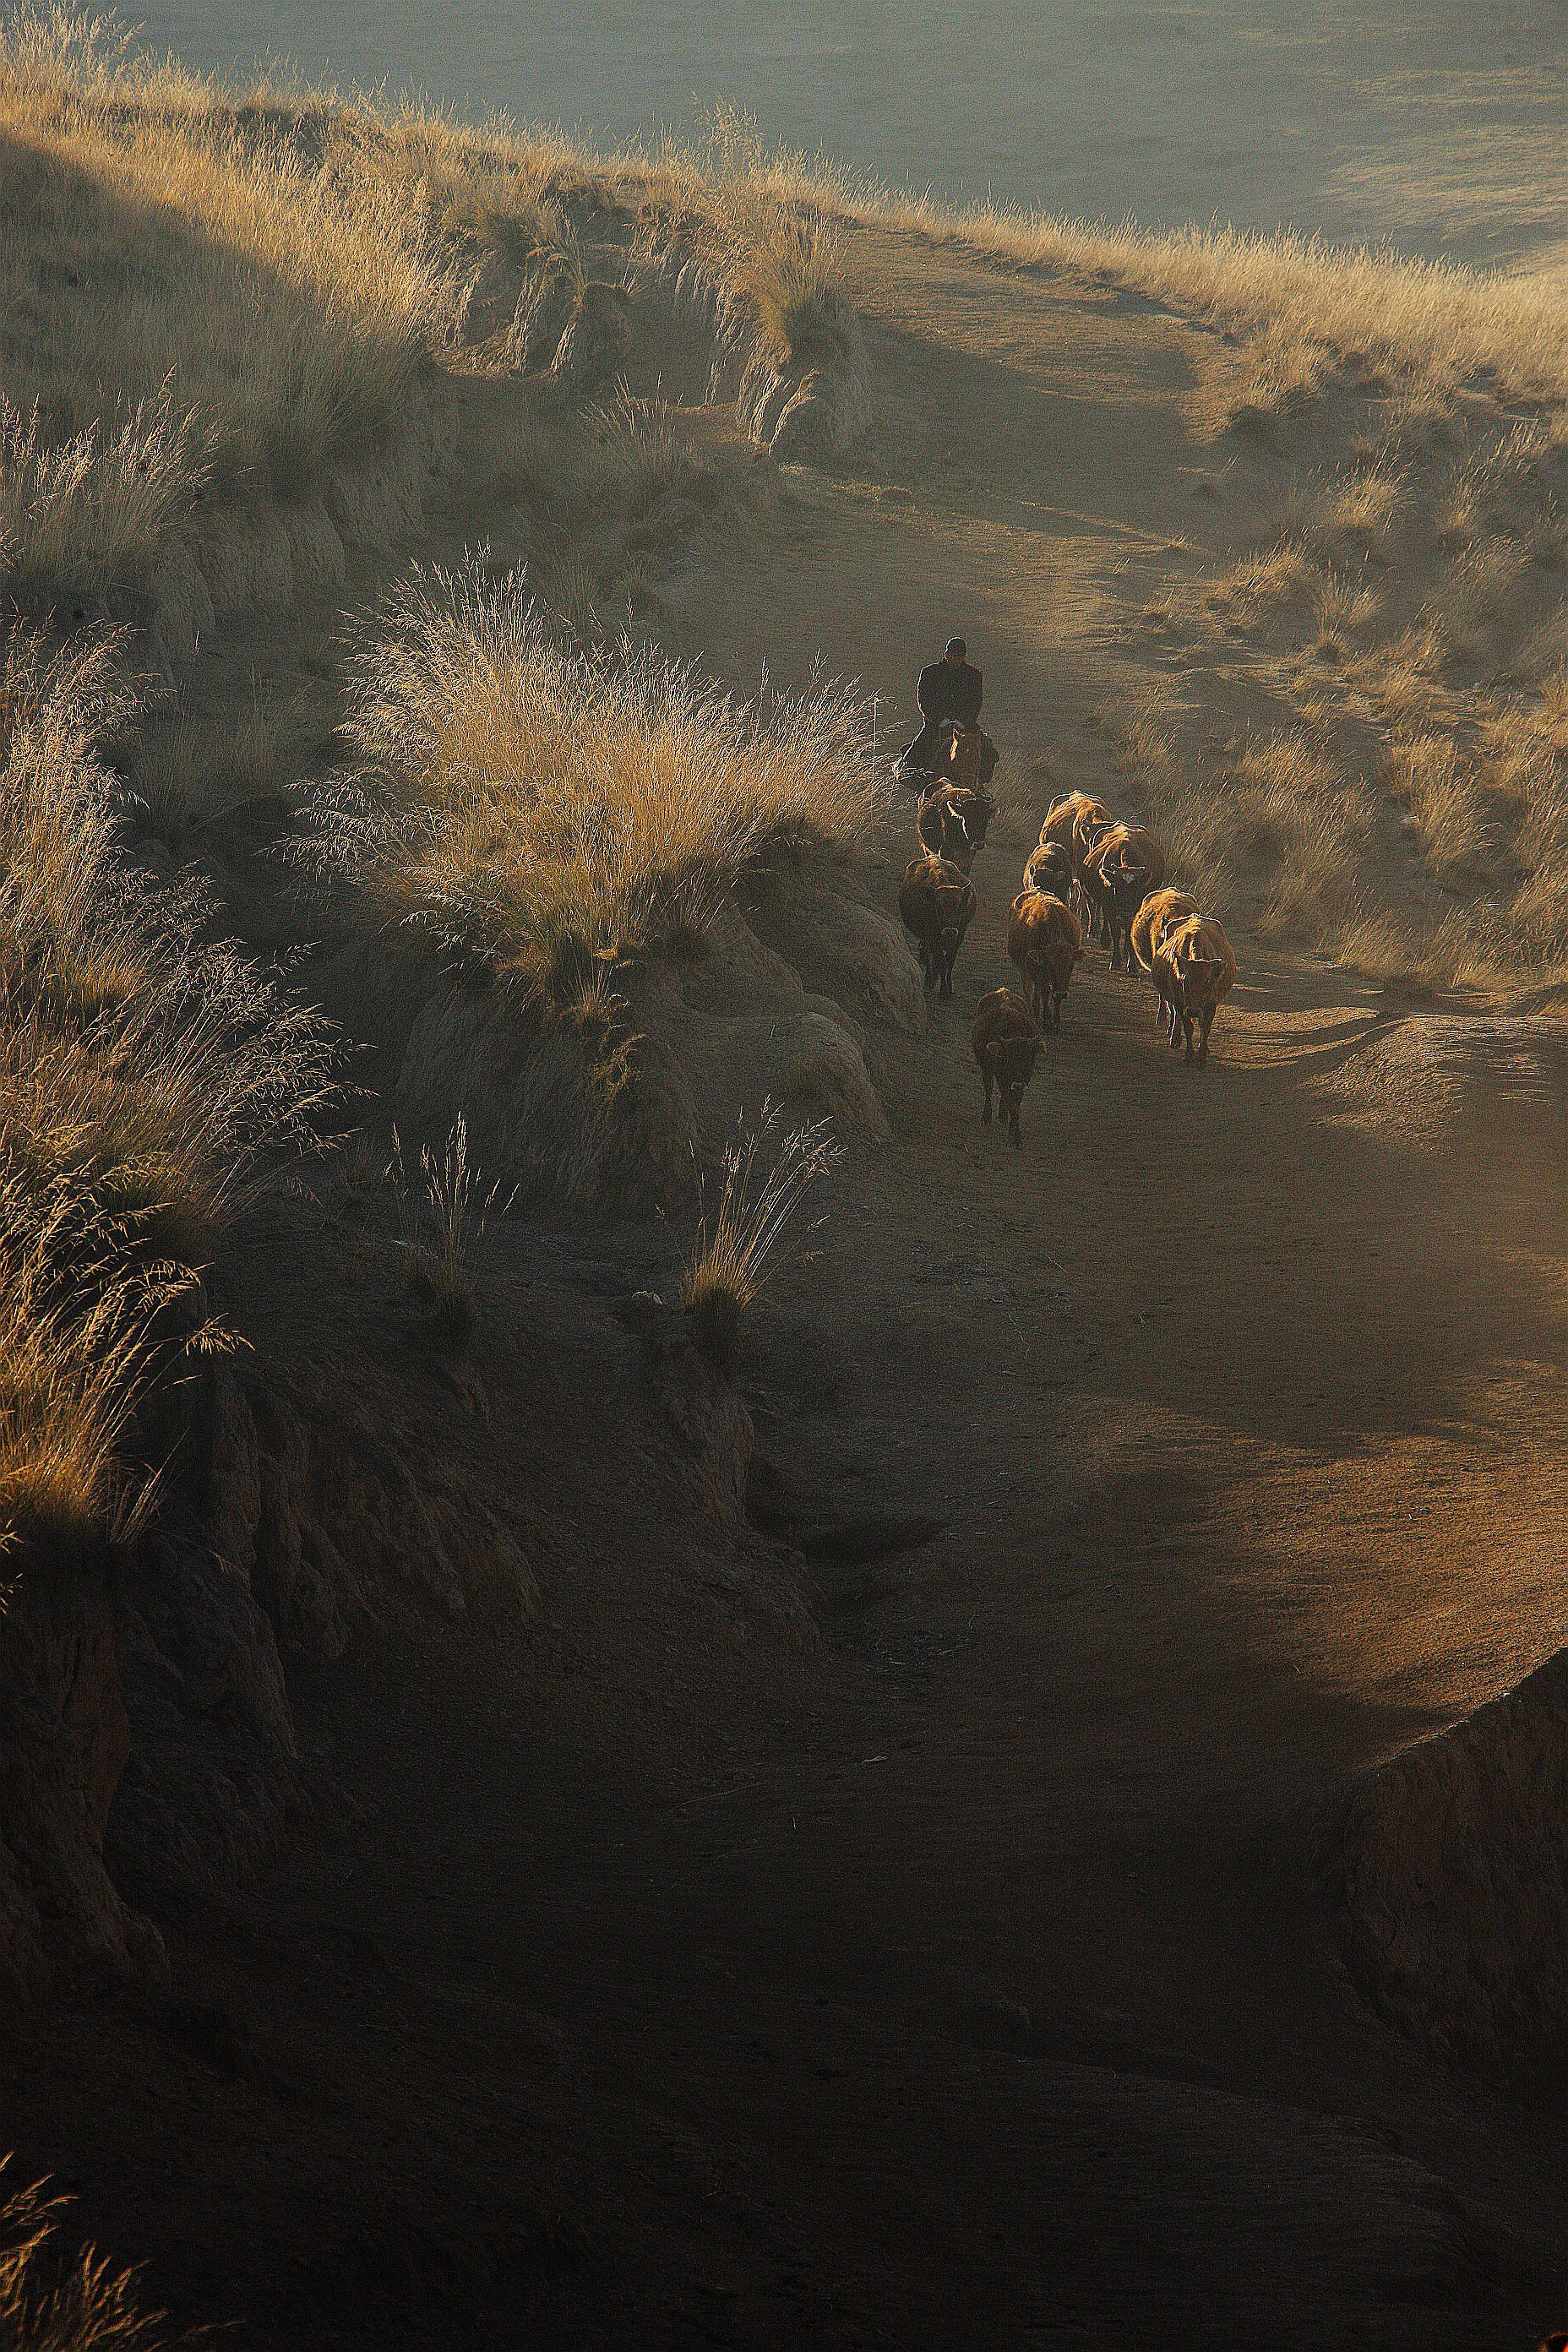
top-left (1041, 793), bottom-right (1114, 930)
top-left (917, 779), bottom-right (996, 874)
top-left (1131, 886), bottom-right (1200, 1029)
top-left (898, 852), bottom-right (977, 1000)
top-left (1007, 888), bottom-right (1082, 1035)
top-left (1082, 822), bottom-right (1168, 971)
top-left (971, 988), bottom-right (1043, 1146)
top-left (1023, 837), bottom-right (1075, 901)
top-left (1038, 791), bottom-right (1109, 852)
top-left (1154, 913), bottom-right (1238, 1063)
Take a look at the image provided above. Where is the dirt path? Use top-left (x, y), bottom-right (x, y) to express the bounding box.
top-left (20, 222), bottom-right (1568, 2344)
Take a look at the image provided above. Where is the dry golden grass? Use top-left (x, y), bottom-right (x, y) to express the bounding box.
top-left (0, 628), bottom-right (331, 1552)
top-left (0, 8), bottom-right (475, 603)
top-left (304, 558), bottom-right (879, 993)
top-left (0, 2160), bottom-right (181, 2349)
top-left (658, 107), bottom-right (852, 371)
top-left (682, 1104), bottom-right (841, 1372)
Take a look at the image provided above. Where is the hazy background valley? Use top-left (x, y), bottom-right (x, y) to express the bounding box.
top-left (134, 0), bottom-right (1568, 267)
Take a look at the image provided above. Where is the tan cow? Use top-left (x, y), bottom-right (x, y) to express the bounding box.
top-left (1131, 886), bottom-right (1200, 1030)
top-left (898, 853), bottom-right (977, 1000)
top-left (971, 988), bottom-right (1044, 1146)
top-left (1154, 913), bottom-right (1238, 1063)
top-left (1038, 792), bottom-right (1112, 928)
top-left (1007, 889), bottom-right (1083, 1035)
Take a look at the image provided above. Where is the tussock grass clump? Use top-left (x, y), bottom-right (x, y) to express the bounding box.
top-left (0, 627), bottom-right (333, 1553)
top-left (682, 1105), bottom-right (841, 1373)
top-left (306, 558), bottom-right (879, 991)
top-left (1386, 733), bottom-right (1512, 894)
top-left (0, 2160), bottom-right (180, 2349)
top-left (0, 1177), bottom-right (184, 1554)
top-left (685, 108), bottom-right (849, 368)
top-left (0, 395), bottom-right (210, 612)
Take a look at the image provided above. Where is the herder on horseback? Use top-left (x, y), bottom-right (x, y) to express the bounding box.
top-left (895, 635), bottom-right (999, 789)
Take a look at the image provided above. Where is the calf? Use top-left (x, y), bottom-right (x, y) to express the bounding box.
top-left (1082, 822), bottom-right (1167, 970)
top-left (917, 780), bottom-right (995, 874)
top-left (898, 852), bottom-right (977, 1000)
top-left (1154, 913), bottom-right (1238, 1063)
top-left (1131, 886), bottom-right (1199, 1030)
top-left (971, 988), bottom-right (1043, 1146)
top-left (1007, 888), bottom-right (1082, 1034)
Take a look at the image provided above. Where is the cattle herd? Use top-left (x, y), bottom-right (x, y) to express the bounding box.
top-left (896, 724), bottom-right (1239, 1147)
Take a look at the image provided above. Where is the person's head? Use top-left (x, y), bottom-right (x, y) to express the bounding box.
top-left (945, 636), bottom-right (966, 668)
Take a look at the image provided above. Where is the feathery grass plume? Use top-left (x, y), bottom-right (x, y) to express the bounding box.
top-left (389, 1113), bottom-right (511, 1341)
top-left (0, 2157), bottom-right (182, 2348)
top-left (0, 393), bottom-right (211, 610)
top-left (302, 556), bottom-right (879, 992)
top-left (0, 1173), bottom-right (185, 1555)
top-left (682, 1103), bottom-right (841, 1373)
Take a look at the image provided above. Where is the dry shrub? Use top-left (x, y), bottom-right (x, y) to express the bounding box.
top-left (682, 1104), bottom-right (841, 1372)
top-left (0, 2160), bottom-right (182, 2349)
top-left (304, 558), bottom-right (879, 991)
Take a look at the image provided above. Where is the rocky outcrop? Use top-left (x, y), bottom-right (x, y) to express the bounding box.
top-left (547, 280), bottom-right (632, 395)
top-left (638, 226), bottom-right (873, 461)
top-left (735, 304), bottom-right (874, 462)
top-left (1328, 1642), bottom-right (1568, 2090)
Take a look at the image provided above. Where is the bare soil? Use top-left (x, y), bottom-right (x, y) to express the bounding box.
top-left (8, 221), bottom-right (1568, 2348)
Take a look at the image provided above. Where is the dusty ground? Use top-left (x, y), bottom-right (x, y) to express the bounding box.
top-left (8, 222), bottom-right (1568, 2346)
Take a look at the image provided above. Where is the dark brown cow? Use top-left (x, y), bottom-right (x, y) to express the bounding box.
top-left (971, 988), bottom-right (1043, 1146)
top-left (1082, 822), bottom-right (1167, 971)
top-left (898, 852), bottom-right (977, 1000)
top-left (917, 779), bottom-right (996, 874)
top-left (1023, 838), bottom-right (1075, 901)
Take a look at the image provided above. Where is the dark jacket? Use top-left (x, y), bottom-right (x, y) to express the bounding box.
top-left (917, 657), bottom-right (983, 732)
